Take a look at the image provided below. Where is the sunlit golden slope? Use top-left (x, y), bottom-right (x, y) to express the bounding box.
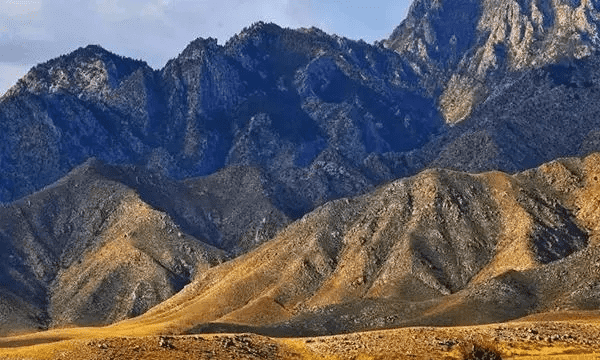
top-left (2, 154), bottom-right (600, 359)
top-left (96, 153), bottom-right (600, 337)
top-left (49, 192), bottom-right (221, 327)
top-left (3, 315), bottom-right (600, 359)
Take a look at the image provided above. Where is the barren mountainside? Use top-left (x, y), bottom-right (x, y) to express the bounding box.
top-left (0, 160), bottom-right (226, 335)
top-left (4, 0), bottom-right (600, 215)
top-left (2, 153), bottom-right (599, 336)
top-left (2, 0), bottom-right (600, 345)
top-left (0, 160), bottom-right (290, 335)
top-left (112, 153), bottom-right (600, 337)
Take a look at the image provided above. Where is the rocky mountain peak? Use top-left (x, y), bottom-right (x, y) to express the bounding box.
top-left (178, 37), bottom-right (220, 62)
top-left (230, 21), bottom-right (284, 42)
top-left (223, 21), bottom-right (289, 62)
top-left (387, 0), bottom-right (600, 123)
top-left (4, 44), bottom-right (148, 99)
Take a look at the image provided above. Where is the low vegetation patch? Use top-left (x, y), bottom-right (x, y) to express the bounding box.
top-left (459, 340), bottom-right (502, 360)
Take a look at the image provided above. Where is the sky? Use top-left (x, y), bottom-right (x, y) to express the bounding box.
top-left (0, 0), bottom-right (412, 96)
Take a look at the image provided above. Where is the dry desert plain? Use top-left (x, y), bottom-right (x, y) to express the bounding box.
top-left (0, 311), bottom-right (599, 359)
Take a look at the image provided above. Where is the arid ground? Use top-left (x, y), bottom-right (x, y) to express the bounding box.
top-left (0, 311), bottom-right (599, 359)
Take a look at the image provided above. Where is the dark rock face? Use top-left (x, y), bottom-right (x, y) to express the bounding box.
top-left (4, 6), bottom-right (600, 221)
top-left (431, 54), bottom-right (600, 173)
top-left (0, 24), bottom-right (442, 220)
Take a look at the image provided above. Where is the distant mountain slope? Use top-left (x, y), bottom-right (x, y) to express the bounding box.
top-left (4, 5), bottom-right (600, 223)
top-left (0, 24), bottom-right (441, 219)
top-left (111, 153), bottom-right (599, 336)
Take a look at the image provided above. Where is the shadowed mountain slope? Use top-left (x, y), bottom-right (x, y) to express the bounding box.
top-left (0, 25), bottom-right (440, 218)
top-left (431, 53), bottom-right (600, 173)
top-left (83, 162), bottom-right (291, 253)
top-left (94, 153), bottom-right (600, 337)
top-left (3, 8), bottom-right (600, 224)
top-left (0, 159), bottom-right (294, 335)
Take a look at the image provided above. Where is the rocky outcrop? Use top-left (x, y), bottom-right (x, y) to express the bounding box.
top-left (386, 0), bottom-right (600, 123)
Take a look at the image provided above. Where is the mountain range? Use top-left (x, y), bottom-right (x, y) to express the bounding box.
top-left (1, 0), bottom-right (600, 343)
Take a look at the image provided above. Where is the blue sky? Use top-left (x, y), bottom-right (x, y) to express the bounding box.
top-left (0, 0), bottom-right (412, 96)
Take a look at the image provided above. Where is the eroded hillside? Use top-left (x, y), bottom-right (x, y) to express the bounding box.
top-left (1, 153), bottom-right (600, 360)
top-left (90, 153), bottom-right (600, 337)
top-left (0, 159), bottom-right (294, 335)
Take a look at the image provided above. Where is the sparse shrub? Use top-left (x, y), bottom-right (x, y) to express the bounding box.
top-left (459, 340), bottom-right (502, 360)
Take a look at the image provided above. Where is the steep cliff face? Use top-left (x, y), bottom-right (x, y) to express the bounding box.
top-left (386, 0), bottom-right (600, 123)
